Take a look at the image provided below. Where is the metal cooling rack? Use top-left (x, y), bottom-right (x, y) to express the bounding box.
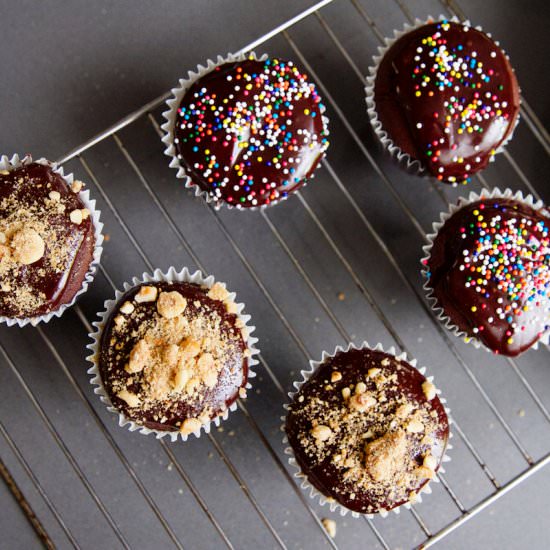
top-left (1, 0), bottom-right (549, 548)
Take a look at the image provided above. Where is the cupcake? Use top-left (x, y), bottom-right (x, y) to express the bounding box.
top-left (162, 53), bottom-right (330, 209)
top-left (366, 18), bottom-right (520, 184)
top-left (88, 268), bottom-right (258, 440)
top-left (423, 190), bottom-right (550, 357)
top-left (0, 155), bottom-right (102, 326)
top-left (284, 344), bottom-right (450, 516)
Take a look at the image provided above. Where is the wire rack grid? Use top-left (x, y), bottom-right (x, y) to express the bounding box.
top-left (1, 0), bottom-right (549, 549)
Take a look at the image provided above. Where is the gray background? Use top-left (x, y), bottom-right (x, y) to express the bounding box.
top-left (0, 0), bottom-right (549, 549)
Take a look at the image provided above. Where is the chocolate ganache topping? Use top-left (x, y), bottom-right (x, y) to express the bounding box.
top-left (425, 198), bottom-right (550, 356)
top-left (0, 162), bottom-right (95, 318)
top-left (285, 348), bottom-right (449, 514)
top-left (373, 20), bottom-right (520, 184)
top-left (99, 281), bottom-right (250, 435)
top-left (173, 57), bottom-right (329, 208)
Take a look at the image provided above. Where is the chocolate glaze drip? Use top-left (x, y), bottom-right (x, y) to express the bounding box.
top-left (174, 58), bottom-right (328, 208)
top-left (99, 282), bottom-right (248, 432)
top-left (0, 163), bottom-right (95, 318)
top-left (374, 21), bottom-right (520, 184)
top-left (285, 348), bottom-right (449, 514)
top-left (426, 198), bottom-right (550, 356)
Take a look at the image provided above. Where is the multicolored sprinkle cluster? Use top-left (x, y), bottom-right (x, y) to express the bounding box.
top-left (458, 202), bottom-right (550, 343)
top-left (175, 57), bottom-right (329, 208)
top-left (411, 21), bottom-right (514, 184)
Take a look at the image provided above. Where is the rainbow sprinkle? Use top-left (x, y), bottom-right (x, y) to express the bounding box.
top-left (458, 202), bottom-right (550, 340)
top-left (410, 21), bottom-right (515, 185)
top-left (175, 57), bottom-right (329, 208)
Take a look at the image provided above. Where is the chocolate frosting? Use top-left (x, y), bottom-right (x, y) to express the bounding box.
top-left (99, 282), bottom-right (248, 432)
top-left (285, 348), bottom-right (449, 514)
top-left (0, 163), bottom-right (95, 318)
top-left (174, 58), bottom-right (329, 208)
top-left (426, 198), bottom-right (550, 356)
top-left (374, 20), bottom-right (520, 184)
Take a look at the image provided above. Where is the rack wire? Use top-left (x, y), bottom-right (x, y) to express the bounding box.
top-left (1, 0), bottom-right (548, 548)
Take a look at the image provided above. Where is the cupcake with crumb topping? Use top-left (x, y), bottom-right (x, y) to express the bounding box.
top-left (88, 267), bottom-right (259, 441)
top-left (284, 343), bottom-right (450, 516)
top-left (0, 155), bottom-right (103, 326)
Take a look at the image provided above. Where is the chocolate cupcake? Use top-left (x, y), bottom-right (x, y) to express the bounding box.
top-left (366, 18), bottom-right (520, 185)
top-left (423, 189), bottom-right (550, 357)
top-left (284, 344), bottom-right (450, 516)
top-left (0, 155), bottom-right (103, 326)
top-left (162, 53), bottom-right (329, 209)
top-left (88, 268), bottom-right (258, 441)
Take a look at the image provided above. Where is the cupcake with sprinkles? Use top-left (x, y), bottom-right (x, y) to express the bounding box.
top-left (162, 53), bottom-right (329, 209)
top-left (422, 189), bottom-right (549, 357)
top-left (366, 17), bottom-right (520, 185)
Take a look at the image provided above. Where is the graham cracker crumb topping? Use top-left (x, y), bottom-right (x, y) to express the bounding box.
top-left (117, 389), bottom-right (141, 408)
top-left (120, 301), bottom-right (135, 315)
top-left (207, 282), bottom-right (229, 302)
top-left (103, 281), bottom-right (248, 432)
top-left (180, 417), bottom-right (202, 436)
top-left (10, 227), bottom-right (45, 264)
top-left (0, 163), bottom-right (95, 316)
top-left (422, 380), bottom-right (437, 400)
top-left (157, 291), bottom-right (187, 318)
top-left (321, 518), bottom-right (336, 538)
top-left (207, 282), bottom-right (239, 314)
top-left (135, 285), bottom-right (157, 303)
top-left (331, 371), bottom-right (342, 383)
top-left (69, 209), bottom-right (83, 224)
top-left (71, 180), bottom-right (83, 193)
top-left (364, 430), bottom-right (408, 483)
top-left (288, 350), bottom-right (445, 511)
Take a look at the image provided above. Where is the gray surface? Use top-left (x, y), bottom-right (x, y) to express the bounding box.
top-left (0, 473), bottom-right (41, 550)
top-left (0, 0), bottom-right (549, 549)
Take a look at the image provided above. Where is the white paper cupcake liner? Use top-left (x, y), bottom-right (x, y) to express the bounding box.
top-left (87, 266), bottom-right (259, 442)
top-left (161, 51), bottom-right (330, 211)
top-left (0, 154), bottom-right (103, 327)
top-left (365, 16), bottom-right (520, 183)
top-left (422, 187), bottom-right (550, 353)
top-left (282, 341), bottom-right (452, 518)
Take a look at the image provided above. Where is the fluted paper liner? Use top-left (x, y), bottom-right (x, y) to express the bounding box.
top-left (161, 51), bottom-right (330, 210)
top-left (87, 267), bottom-right (259, 442)
top-left (0, 154), bottom-right (103, 327)
top-left (282, 342), bottom-right (452, 518)
top-left (422, 188), bottom-right (550, 353)
top-left (365, 16), bottom-right (520, 182)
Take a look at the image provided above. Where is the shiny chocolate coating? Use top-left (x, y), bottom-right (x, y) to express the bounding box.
top-left (374, 21), bottom-right (520, 184)
top-left (0, 163), bottom-right (95, 318)
top-left (285, 348), bottom-right (449, 514)
top-left (99, 282), bottom-right (248, 432)
top-left (426, 198), bottom-right (550, 356)
top-left (174, 58), bottom-right (329, 208)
